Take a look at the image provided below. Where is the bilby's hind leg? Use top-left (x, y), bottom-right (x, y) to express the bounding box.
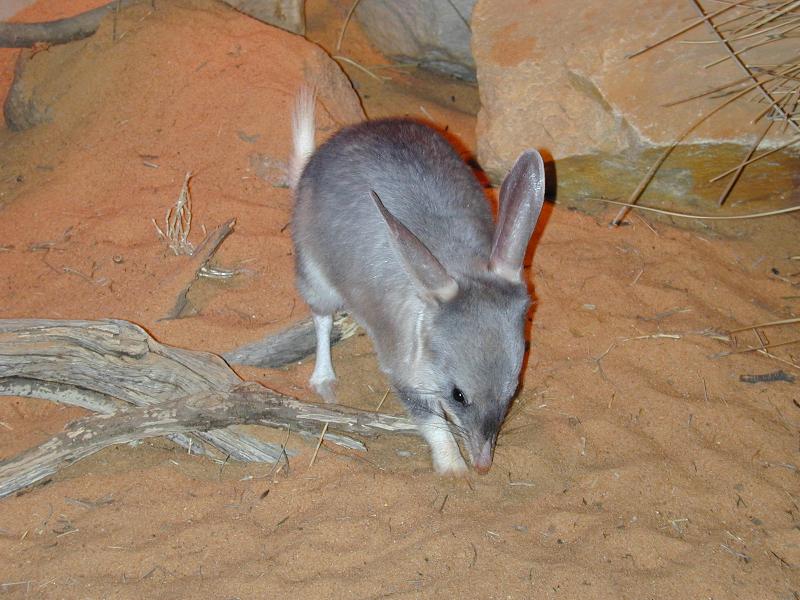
top-left (309, 313), bottom-right (337, 403)
top-left (294, 252), bottom-right (342, 404)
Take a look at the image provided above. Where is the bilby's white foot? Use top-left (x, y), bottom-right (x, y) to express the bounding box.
top-left (418, 417), bottom-right (468, 475)
top-left (310, 373), bottom-right (337, 404)
top-left (310, 313), bottom-right (337, 403)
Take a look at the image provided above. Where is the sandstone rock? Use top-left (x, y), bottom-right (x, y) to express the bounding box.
top-left (472, 0), bottom-right (796, 177)
top-left (355, 0), bottom-right (476, 80)
top-left (221, 0), bottom-right (305, 34)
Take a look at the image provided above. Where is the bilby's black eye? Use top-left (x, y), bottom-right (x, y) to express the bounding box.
top-left (451, 387), bottom-right (467, 405)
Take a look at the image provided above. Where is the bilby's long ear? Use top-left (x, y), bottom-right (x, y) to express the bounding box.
top-left (489, 150), bottom-right (546, 282)
top-left (370, 190), bottom-right (458, 304)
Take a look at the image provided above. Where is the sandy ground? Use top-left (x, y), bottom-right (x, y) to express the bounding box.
top-left (1, 1), bottom-right (799, 599)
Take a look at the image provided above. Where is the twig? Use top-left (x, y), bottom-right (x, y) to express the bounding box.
top-left (717, 120), bottom-right (773, 206)
top-left (690, 0), bottom-right (799, 133)
top-left (112, 0), bottom-right (121, 42)
top-left (728, 317), bottom-right (800, 333)
top-left (619, 2), bottom-right (800, 223)
top-left (336, 0), bottom-right (364, 52)
top-left (162, 218), bottom-right (236, 320)
top-left (709, 134), bottom-right (800, 182)
top-left (590, 197), bottom-right (800, 220)
top-left (663, 74), bottom-right (755, 107)
top-left (309, 422), bottom-right (329, 468)
top-left (0, 0), bottom-right (139, 47)
top-left (593, 333), bottom-right (682, 379)
top-left (626, 0), bottom-right (749, 59)
top-left (720, 543), bottom-right (751, 562)
top-left (736, 0), bottom-right (800, 36)
top-left (333, 55), bottom-right (387, 82)
top-left (755, 348), bottom-right (800, 372)
top-left (716, 338), bottom-right (800, 357)
top-left (223, 313), bottom-right (359, 368)
top-left (610, 76), bottom-right (767, 225)
top-left (375, 388), bottom-right (390, 412)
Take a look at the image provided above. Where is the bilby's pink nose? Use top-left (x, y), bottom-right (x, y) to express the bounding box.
top-left (473, 440), bottom-right (494, 474)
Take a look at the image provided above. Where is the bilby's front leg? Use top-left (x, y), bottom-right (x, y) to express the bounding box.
top-left (417, 414), bottom-right (467, 475)
top-left (309, 313), bottom-right (337, 403)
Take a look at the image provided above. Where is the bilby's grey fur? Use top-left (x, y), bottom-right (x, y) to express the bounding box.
top-left (290, 89), bottom-right (545, 474)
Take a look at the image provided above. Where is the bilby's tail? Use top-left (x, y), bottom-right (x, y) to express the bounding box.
top-left (289, 86), bottom-right (316, 190)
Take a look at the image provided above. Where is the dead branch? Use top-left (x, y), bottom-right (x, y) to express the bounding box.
top-left (0, 0), bottom-right (139, 48)
top-left (0, 318), bottom-right (281, 462)
top-left (0, 319), bottom-right (415, 497)
top-left (162, 217), bottom-right (236, 320)
top-left (223, 313), bottom-right (359, 368)
top-left (0, 382), bottom-right (415, 498)
top-left (0, 375), bottom-right (209, 456)
top-left (3, 49), bottom-right (47, 132)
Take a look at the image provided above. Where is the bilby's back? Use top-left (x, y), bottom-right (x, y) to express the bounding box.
top-left (290, 90), bottom-right (545, 474)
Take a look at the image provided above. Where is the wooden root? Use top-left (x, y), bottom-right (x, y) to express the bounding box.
top-left (0, 0), bottom-right (139, 48)
top-left (162, 217), bottom-right (237, 320)
top-left (0, 318), bottom-right (414, 498)
top-left (223, 313), bottom-right (359, 368)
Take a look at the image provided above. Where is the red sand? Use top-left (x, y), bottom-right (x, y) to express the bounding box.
top-left (1, 1), bottom-right (798, 598)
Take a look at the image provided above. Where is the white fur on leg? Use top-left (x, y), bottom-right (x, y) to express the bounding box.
top-left (310, 313), bottom-right (337, 403)
top-left (418, 416), bottom-right (467, 475)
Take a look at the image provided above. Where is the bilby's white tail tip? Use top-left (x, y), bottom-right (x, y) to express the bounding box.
top-left (290, 86), bottom-right (316, 190)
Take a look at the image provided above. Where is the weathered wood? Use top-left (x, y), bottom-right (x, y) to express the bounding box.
top-left (0, 0), bottom-right (139, 48)
top-left (223, 313), bottom-right (358, 368)
top-left (0, 318), bottom-right (285, 461)
top-left (163, 217), bottom-right (237, 320)
top-left (0, 383), bottom-right (415, 498)
top-left (0, 318), bottom-right (416, 497)
top-left (1, 0), bottom-right (307, 49)
top-left (3, 50), bottom-right (45, 131)
top-left (0, 375), bottom-right (207, 455)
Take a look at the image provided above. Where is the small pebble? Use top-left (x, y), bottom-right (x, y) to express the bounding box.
top-left (395, 449), bottom-right (413, 458)
top-left (513, 524), bottom-right (528, 533)
top-left (582, 303), bottom-right (596, 310)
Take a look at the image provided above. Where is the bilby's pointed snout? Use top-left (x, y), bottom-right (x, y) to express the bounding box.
top-left (472, 439), bottom-right (494, 474)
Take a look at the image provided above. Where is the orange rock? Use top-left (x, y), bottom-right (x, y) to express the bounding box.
top-left (473, 0), bottom-right (797, 174)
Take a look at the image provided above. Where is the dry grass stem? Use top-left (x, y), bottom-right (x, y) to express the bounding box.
top-left (717, 120), bottom-right (773, 205)
top-left (611, 77), bottom-right (762, 225)
top-left (333, 55), bottom-right (388, 82)
top-left (309, 422), bottom-right (329, 468)
top-left (756, 350), bottom-right (800, 371)
top-left (728, 317), bottom-right (800, 333)
top-left (593, 197), bottom-right (800, 220)
top-left (709, 134), bottom-right (800, 182)
top-left (336, 0), bottom-right (363, 52)
top-left (621, 1), bottom-right (800, 218)
top-left (690, 0), bottom-right (799, 132)
top-left (717, 337), bottom-right (800, 357)
top-left (374, 388), bottom-right (390, 412)
top-left (153, 172), bottom-right (195, 255)
top-left (626, 0), bottom-right (748, 58)
top-left (593, 333), bottom-right (682, 380)
top-left (663, 74), bottom-right (755, 107)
